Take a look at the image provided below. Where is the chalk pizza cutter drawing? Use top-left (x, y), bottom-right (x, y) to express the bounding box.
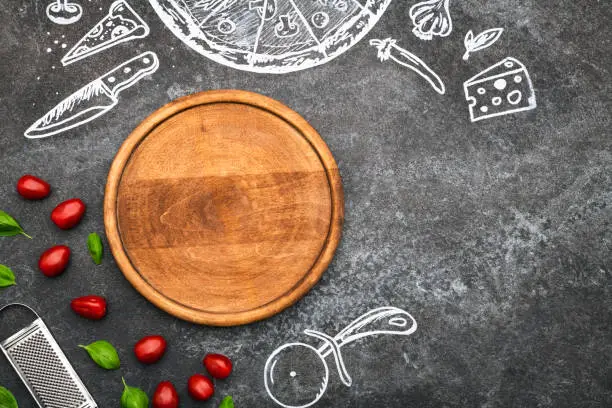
top-left (264, 307), bottom-right (417, 408)
top-left (25, 52), bottom-right (159, 139)
top-left (462, 28), bottom-right (504, 61)
top-left (464, 57), bottom-right (536, 122)
top-left (147, 0), bottom-right (392, 73)
top-left (370, 37), bottom-right (445, 95)
top-left (62, 0), bottom-right (150, 66)
top-left (409, 0), bottom-right (452, 40)
top-left (46, 0), bottom-right (82, 25)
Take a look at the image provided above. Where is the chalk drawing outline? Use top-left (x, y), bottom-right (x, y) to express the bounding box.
top-left (217, 18), bottom-right (236, 34)
top-left (264, 307), bottom-right (417, 408)
top-left (46, 0), bottom-right (83, 25)
top-left (61, 0), bottom-right (150, 66)
top-left (274, 13), bottom-right (300, 38)
top-left (25, 52), bottom-right (159, 139)
top-left (249, 0), bottom-right (278, 20)
top-left (463, 28), bottom-right (504, 61)
top-left (310, 12), bottom-right (330, 29)
top-left (463, 57), bottom-right (537, 122)
top-left (147, 0), bottom-right (392, 74)
top-left (409, 0), bottom-right (452, 41)
top-left (370, 37), bottom-right (446, 95)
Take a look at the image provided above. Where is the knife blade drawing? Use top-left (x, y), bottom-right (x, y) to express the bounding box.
top-left (24, 51), bottom-right (159, 139)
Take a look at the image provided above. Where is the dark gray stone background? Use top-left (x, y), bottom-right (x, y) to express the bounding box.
top-left (1, 0), bottom-right (610, 407)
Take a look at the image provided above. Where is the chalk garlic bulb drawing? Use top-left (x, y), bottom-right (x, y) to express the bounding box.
top-left (463, 28), bottom-right (504, 60)
top-left (409, 0), bottom-right (453, 40)
top-left (264, 307), bottom-right (417, 408)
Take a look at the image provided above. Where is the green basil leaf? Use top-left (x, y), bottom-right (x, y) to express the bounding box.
top-left (120, 377), bottom-right (149, 408)
top-left (0, 386), bottom-right (18, 408)
top-left (87, 233), bottom-right (103, 265)
top-left (219, 396), bottom-right (234, 408)
top-left (0, 265), bottom-right (16, 288)
top-left (79, 340), bottom-right (120, 370)
top-left (0, 211), bottom-right (31, 239)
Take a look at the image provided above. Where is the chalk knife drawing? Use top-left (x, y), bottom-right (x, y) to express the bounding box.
top-left (370, 37), bottom-right (445, 94)
top-left (47, 0), bottom-right (82, 25)
top-left (147, 0), bottom-right (392, 73)
top-left (25, 52), bottom-right (159, 139)
top-left (409, 0), bottom-right (452, 40)
top-left (264, 307), bottom-right (417, 408)
top-left (62, 0), bottom-right (150, 66)
top-left (464, 57), bottom-right (536, 122)
top-left (462, 28), bottom-right (504, 61)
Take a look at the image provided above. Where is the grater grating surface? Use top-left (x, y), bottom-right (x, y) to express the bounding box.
top-left (0, 304), bottom-right (97, 408)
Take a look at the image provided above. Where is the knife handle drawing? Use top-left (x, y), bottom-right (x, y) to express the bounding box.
top-left (24, 51), bottom-right (160, 139)
top-left (100, 51), bottom-right (159, 95)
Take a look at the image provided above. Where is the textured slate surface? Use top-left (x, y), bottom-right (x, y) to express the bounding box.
top-left (0, 0), bottom-right (610, 407)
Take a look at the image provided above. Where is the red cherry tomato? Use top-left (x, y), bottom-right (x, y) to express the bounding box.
top-left (152, 381), bottom-right (179, 408)
top-left (134, 335), bottom-right (167, 364)
top-left (70, 295), bottom-right (107, 320)
top-left (38, 245), bottom-right (71, 277)
top-left (17, 175), bottom-right (50, 200)
top-left (203, 353), bottom-right (233, 379)
top-left (187, 374), bottom-right (214, 401)
top-left (51, 198), bottom-right (86, 229)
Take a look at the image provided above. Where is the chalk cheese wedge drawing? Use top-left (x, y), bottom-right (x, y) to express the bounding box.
top-left (464, 57), bottom-right (536, 122)
top-left (264, 307), bottom-right (417, 408)
top-left (370, 37), bottom-right (445, 94)
top-left (24, 52), bottom-right (159, 139)
top-left (61, 0), bottom-right (150, 66)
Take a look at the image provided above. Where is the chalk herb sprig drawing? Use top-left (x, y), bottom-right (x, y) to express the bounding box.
top-left (463, 28), bottom-right (504, 60)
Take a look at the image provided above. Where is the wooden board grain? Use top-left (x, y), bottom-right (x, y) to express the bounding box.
top-left (104, 90), bottom-right (344, 326)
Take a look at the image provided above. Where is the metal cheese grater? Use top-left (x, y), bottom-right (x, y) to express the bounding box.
top-left (0, 303), bottom-right (97, 408)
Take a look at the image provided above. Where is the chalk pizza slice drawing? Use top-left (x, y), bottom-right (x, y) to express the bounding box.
top-left (148, 0), bottom-right (392, 73)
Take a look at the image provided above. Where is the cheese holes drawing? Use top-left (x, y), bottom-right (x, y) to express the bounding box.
top-left (409, 0), bottom-right (452, 40)
top-left (46, 0), bottom-right (83, 25)
top-left (147, 0), bottom-right (392, 73)
top-left (463, 28), bottom-right (504, 61)
top-left (370, 38), bottom-right (445, 95)
top-left (25, 52), bottom-right (159, 139)
top-left (464, 57), bottom-right (536, 122)
top-left (264, 307), bottom-right (417, 408)
top-left (62, 0), bottom-right (150, 66)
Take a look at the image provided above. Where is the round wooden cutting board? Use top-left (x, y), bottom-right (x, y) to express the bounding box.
top-left (104, 90), bottom-right (343, 326)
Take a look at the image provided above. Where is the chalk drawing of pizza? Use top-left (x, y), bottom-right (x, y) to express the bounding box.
top-left (148, 0), bottom-right (392, 73)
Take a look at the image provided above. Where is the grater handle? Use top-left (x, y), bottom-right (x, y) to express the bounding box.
top-left (0, 303), bottom-right (41, 319)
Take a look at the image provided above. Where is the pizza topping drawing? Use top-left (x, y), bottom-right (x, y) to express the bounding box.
top-left (148, 0), bottom-right (392, 73)
top-left (62, 0), bottom-right (149, 66)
